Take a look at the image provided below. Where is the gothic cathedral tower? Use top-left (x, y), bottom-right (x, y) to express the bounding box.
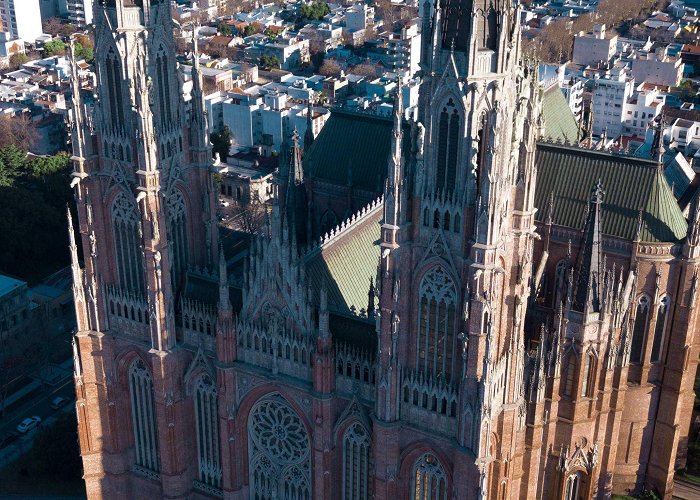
top-left (375, 0), bottom-right (541, 497)
top-left (68, 0), bottom-right (216, 496)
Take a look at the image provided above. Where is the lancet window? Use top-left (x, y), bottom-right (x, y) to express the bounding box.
top-left (630, 296), bottom-right (650, 364)
top-left (156, 50), bottom-right (172, 128)
top-left (112, 193), bottom-right (144, 293)
top-left (128, 359), bottom-right (159, 472)
top-left (416, 266), bottom-right (457, 380)
top-left (651, 296), bottom-right (669, 363)
top-left (342, 423), bottom-right (370, 500)
top-left (104, 49), bottom-right (124, 129)
top-left (195, 375), bottom-right (221, 489)
top-left (166, 189), bottom-right (188, 289)
top-left (411, 453), bottom-right (448, 500)
top-left (435, 99), bottom-right (460, 196)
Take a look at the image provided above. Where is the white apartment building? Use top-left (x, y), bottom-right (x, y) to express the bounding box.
top-left (630, 45), bottom-right (685, 87)
top-left (59, 0), bottom-right (93, 25)
top-left (591, 69), bottom-right (634, 138)
top-left (621, 83), bottom-right (666, 137)
top-left (0, 0), bottom-right (43, 43)
top-left (572, 24), bottom-right (617, 66)
top-left (216, 88), bottom-right (330, 154)
top-left (345, 4), bottom-right (374, 32)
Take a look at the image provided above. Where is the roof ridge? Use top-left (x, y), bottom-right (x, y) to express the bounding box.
top-left (537, 141), bottom-right (660, 167)
top-left (308, 196), bottom-right (384, 254)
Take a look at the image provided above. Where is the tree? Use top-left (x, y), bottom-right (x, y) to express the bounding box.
top-left (44, 39), bottom-right (66, 57)
top-left (349, 63), bottom-right (376, 78)
top-left (8, 53), bottom-right (29, 70)
top-left (42, 17), bottom-right (63, 37)
top-left (319, 59), bottom-right (342, 77)
top-left (211, 126), bottom-right (232, 162)
top-left (219, 22), bottom-right (232, 36)
top-left (232, 196), bottom-right (267, 234)
top-left (243, 22), bottom-right (263, 36)
top-left (0, 115), bottom-right (37, 152)
top-left (260, 54), bottom-right (280, 70)
top-left (300, 1), bottom-right (330, 21)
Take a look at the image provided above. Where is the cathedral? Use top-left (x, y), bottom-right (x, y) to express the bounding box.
top-left (67, 0), bottom-right (700, 499)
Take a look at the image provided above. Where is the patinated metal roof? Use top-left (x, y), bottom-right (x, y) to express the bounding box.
top-left (535, 143), bottom-right (688, 243)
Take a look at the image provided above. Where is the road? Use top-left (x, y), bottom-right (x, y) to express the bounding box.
top-left (0, 377), bottom-right (75, 465)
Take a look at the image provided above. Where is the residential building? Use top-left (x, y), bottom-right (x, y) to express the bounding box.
top-left (591, 69), bottom-right (635, 137)
top-left (0, 274), bottom-right (30, 343)
top-left (68, 1), bottom-right (700, 500)
top-left (59, 0), bottom-right (93, 25)
top-left (631, 44), bottom-right (685, 87)
top-left (0, 0), bottom-right (43, 43)
top-left (572, 24), bottom-right (617, 66)
top-left (622, 83), bottom-right (666, 137)
top-left (345, 3), bottom-right (374, 31)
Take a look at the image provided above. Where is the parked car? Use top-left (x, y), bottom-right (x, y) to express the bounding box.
top-left (16, 416), bottom-right (41, 434)
top-left (50, 396), bottom-right (69, 410)
top-left (0, 432), bottom-right (19, 448)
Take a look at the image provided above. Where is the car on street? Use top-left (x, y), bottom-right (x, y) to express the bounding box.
top-left (0, 432), bottom-right (19, 449)
top-left (50, 396), bottom-right (69, 410)
top-left (16, 416), bottom-right (41, 434)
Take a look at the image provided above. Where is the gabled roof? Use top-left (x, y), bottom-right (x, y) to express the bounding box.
top-left (305, 200), bottom-right (381, 316)
top-left (535, 143), bottom-right (688, 243)
top-left (542, 84), bottom-right (579, 144)
top-left (303, 109), bottom-right (409, 192)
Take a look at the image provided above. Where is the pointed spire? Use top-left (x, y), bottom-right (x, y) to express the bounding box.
top-left (367, 277), bottom-right (376, 318)
top-left (319, 279), bottom-right (329, 339)
top-left (218, 243), bottom-right (231, 313)
top-left (572, 180), bottom-right (604, 313)
top-left (67, 206), bottom-right (80, 276)
top-left (304, 97), bottom-right (315, 149)
top-left (650, 114), bottom-right (666, 165)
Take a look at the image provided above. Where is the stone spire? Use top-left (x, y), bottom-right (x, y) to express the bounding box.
top-left (218, 243), bottom-right (230, 314)
top-left (190, 25), bottom-right (210, 157)
top-left (650, 115), bottom-right (666, 165)
top-left (304, 97), bottom-right (315, 149)
top-left (67, 207), bottom-right (89, 332)
top-left (382, 78), bottom-right (403, 247)
top-left (573, 180), bottom-right (604, 313)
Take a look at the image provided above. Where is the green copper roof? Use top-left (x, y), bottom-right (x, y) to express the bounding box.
top-left (535, 143), bottom-right (688, 243)
top-left (303, 109), bottom-right (409, 192)
top-left (542, 85), bottom-right (580, 144)
top-left (305, 203), bottom-right (381, 316)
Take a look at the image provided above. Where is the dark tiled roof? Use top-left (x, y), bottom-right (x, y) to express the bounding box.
top-left (535, 143), bottom-right (688, 243)
top-left (303, 109), bottom-right (409, 192)
top-left (542, 85), bottom-right (579, 144)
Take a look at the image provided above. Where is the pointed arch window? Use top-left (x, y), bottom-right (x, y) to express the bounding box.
top-left (194, 375), bottom-right (221, 489)
top-left (651, 296), bottom-right (670, 363)
top-left (564, 471), bottom-right (587, 500)
top-left (630, 296), bottom-right (650, 364)
top-left (166, 189), bottom-right (188, 289)
top-left (156, 50), bottom-right (172, 128)
top-left (553, 260), bottom-right (568, 307)
top-left (417, 266), bottom-right (457, 380)
top-left (104, 49), bottom-right (124, 129)
top-left (564, 353), bottom-right (576, 398)
top-left (581, 352), bottom-right (595, 398)
top-left (474, 113), bottom-right (489, 201)
top-left (112, 193), bottom-right (144, 293)
top-left (128, 359), bottom-right (159, 473)
top-left (435, 99), bottom-right (460, 196)
top-left (342, 423), bottom-right (370, 500)
top-left (411, 453), bottom-right (448, 500)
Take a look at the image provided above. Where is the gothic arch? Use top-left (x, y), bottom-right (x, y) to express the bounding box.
top-left (165, 185), bottom-right (189, 288)
top-left (651, 295), bottom-right (671, 363)
top-left (183, 348), bottom-right (216, 396)
top-left (630, 294), bottom-right (651, 364)
top-left (431, 96), bottom-right (464, 196)
top-left (111, 191), bottom-right (145, 293)
top-left (414, 263), bottom-right (459, 380)
top-left (398, 443), bottom-right (452, 500)
top-left (247, 392), bottom-right (312, 499)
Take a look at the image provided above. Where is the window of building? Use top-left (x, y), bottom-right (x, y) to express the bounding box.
top-left (435, 99), bottom-right (460, 196)
top-left (248, 394), bottom-right (311, 499)
top-left (564, 471), bottom-right (586, 500)
top-left (416, 265), bottom-right (457, 380)
top-left (564, 353), bottom-right (576, 398)
top-left (128, 359), bottom-right (159, 473)
top-left (581, 352), bottom-right (595, 398)
top-left (342, 423), bottom-right (370, 500)
top-left (650, 296), bottom-right (669, 363)
top-left (630, 296), bottom-right (650, 364)
top-left (166, 189), bottom-right (188, 290)
top-left (112, 193), bottom-right (145, 293)
top-left (194, 375), bottom-right (221, 489)
top-left (411, 453), bottom-right (448, 500)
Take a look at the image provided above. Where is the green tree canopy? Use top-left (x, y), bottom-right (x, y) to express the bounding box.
top-left (44, 39), bottom-right (66, 56)
top-left (260, 54), bottom-right (280, 70)
top-left (300, 1), bottom-right (330, 20)
top-left (210, 126), bottom-right (232, 162)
